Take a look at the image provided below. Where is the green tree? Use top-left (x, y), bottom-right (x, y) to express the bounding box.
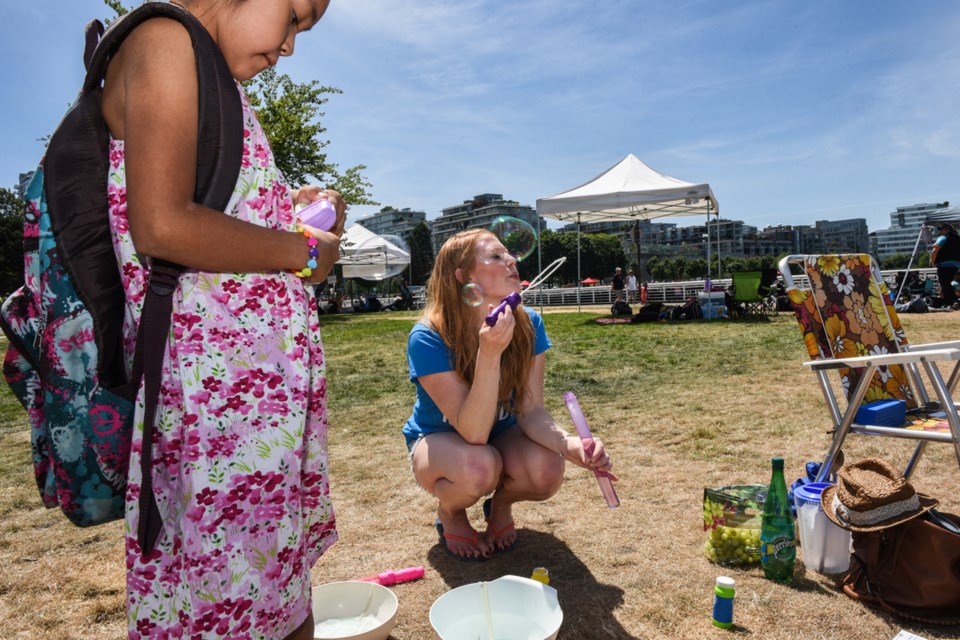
top-left (531, 231), bottom-right (626, 286)
top-left (103, 0), bottom-right (127, 23)
top-left (661, 257), bottom-right (685, 281)
top-left (530, 230), bottom-right (579, 285)
top-left (650, 256), bottom-right (675, 281)
top-left (578, 233), bottom-right (627, 283)
top-left (723, 257), bottom-right (745, 274)
top-left (245, 69), bottom-right (376, 205)
top-left (405, 221), bottom-right (435, 286)
top-left (103, 1), bottom-right (376, 206)
top-left (882, 253), bottom-right (910, 270)
top-left (645, 255), bottom-right (662, 280)
top-left (684, 257), bottom-right (707, 280)
top-left (0, 188), bottom-right (25, 298)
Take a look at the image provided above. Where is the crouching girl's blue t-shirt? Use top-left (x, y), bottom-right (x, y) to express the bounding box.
top-left (402, 308), bottom-right (551, 448)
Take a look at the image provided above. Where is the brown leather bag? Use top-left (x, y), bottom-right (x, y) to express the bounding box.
top-left (842, 510), bottom-right (960, 625)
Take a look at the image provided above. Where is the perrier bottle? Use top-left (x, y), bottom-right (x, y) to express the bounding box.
top-left (760, 457), bottom-right (795, 583)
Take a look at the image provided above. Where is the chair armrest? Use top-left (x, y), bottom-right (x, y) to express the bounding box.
top-left (804, 348), bottom-right (960, 370)
top-left (904, 340), bottom-right (960, 353)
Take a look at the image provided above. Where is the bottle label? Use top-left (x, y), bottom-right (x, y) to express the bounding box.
top-left (763, 536), bottom-right (796, 559)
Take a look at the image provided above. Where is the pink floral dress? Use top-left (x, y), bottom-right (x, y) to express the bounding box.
top-left (108, 85), bottom-right (338, 639)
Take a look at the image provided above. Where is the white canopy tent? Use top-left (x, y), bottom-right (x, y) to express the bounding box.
top-left (535, 154), bottom-right (720, 309)
top-left (337, 223), bottom-right (411, 280)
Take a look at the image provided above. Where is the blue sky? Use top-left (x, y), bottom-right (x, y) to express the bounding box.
top-left (3, 0), bottom-right (959, 233)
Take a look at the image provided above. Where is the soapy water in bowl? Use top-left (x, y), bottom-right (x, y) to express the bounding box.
top-left (441, 612), bottom-right (551, 640)
top-left (313, 614), bottom-right (380, 638)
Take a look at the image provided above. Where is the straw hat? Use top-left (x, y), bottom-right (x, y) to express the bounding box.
top-left (820, 458), bottom-right (938, 532)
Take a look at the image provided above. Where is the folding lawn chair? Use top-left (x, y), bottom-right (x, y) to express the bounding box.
top-left (730, 271), bottom-right (767, 320)
top-left (780, 254), bottom-right (960, 481)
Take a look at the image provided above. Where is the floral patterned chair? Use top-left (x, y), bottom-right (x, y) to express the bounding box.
top-left (780, 254), bottom-right (960, 480)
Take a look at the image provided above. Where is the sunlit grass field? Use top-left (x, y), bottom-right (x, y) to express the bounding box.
top-left (0, 308), bottom-right (958, 638)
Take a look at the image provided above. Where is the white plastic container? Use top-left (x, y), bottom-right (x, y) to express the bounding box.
top-left (794, 482), bottom-right (851, 574)
top-left (429, 575), bottom-right (563, 640)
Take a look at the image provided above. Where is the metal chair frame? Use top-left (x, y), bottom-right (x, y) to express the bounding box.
top-left (780, 254), bottom-right (960, 481)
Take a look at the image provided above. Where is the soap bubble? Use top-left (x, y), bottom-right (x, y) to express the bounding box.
top-left (345, 234), bottom-right (411, 280)
top-left (488, 216), bottom-right (537, 263)
top-left (461, 283), bottom-right (484, 307)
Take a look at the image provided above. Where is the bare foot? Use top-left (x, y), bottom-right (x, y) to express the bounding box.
top-left (437, 509), bottom-right (490, 559)
top-left (482, 498), bottom-right (517, 551)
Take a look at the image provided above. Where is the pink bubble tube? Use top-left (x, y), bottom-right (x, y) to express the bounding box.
top-left (296, 198), bottom-right (337, 232)
top-left (563, 391), bottom-right (620, 509)
top-left (354, 565), bottom-right (424, 586)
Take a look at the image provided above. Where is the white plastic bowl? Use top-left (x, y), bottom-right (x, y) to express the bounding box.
top-left (429, 575), bottom-right (563, 640)
top-left (311, 581), bottom-right (398, 640)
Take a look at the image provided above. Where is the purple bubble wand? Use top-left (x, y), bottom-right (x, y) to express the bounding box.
top-left (484, 257), bottom-right (566, 326)
top-left (563, 391), bottom-right (620, 509)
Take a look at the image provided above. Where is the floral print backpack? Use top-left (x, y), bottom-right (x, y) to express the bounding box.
top-left (0, 4), bottom-right (241, 555)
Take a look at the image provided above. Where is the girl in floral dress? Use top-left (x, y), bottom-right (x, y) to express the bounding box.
top-left (100, 1), bottom-right (341, 638)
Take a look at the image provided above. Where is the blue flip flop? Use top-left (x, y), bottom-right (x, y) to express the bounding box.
top-left (482, 498), bottom-right (517, 553)
top-left (435, 518), bottom-right (487, 562)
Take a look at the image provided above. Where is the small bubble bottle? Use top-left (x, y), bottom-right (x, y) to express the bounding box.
top-left (760, 457), bottom-right (796, 583)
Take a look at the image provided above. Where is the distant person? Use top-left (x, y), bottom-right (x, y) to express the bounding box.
top-left (325, 291), bottom-right (343, 315)
top-left (626, 270), bottom-right (638, 303)
top-left (611, 267), bottom-right (625, 301)
top-left (403, 229), bottom-right (616, 560)
top-left (640, 281), bottom-right (648, 304)
top-left (931, 222), bottom-right (960, 307)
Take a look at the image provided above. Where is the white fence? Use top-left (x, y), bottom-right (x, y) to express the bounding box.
top-left (522, 267), bottom-right (939, 307)
top-left (352, 267), bottom-right (938, 311)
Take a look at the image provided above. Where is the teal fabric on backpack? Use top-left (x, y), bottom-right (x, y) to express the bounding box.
top-left (2, 164), bottom-right (134, 525)
top-left (0, 4), bottom-right (242, 534)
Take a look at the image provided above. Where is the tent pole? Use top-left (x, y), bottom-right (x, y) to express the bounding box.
top-left (634, 220), bottom-right (642, 285)
top-left (714, 203), bottom-right (722, 282)
top-left (705, 208), bottom-right (712, 284)
top-left (895, 224), bottom-right (928, 304)
top-left (537, 213), bottom-right (544, 313)
top-left (577, 214), bottom-right (582, 313)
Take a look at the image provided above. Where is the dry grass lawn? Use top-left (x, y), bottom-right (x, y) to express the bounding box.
top-left (1, 307), bottom-right (958, 639)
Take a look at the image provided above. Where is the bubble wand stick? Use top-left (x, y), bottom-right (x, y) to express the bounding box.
top-left (563, 391), bottom-right (620, 509)
top-left (484, 257), bottom-right (567, 326)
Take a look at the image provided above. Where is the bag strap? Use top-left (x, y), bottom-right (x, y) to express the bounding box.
top-left (83, 20), bottom-right (104, 71)
top-left (84, 3), bottom-right (243, 209)
top-left (80, 3), bottom-right (243, 558)
top-left (134, 260), bottom-right (182, 559)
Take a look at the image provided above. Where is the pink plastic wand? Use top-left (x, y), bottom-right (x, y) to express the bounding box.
top-left (354, 566), bottom-right (424, 586)
top-left (563, 391), bottom-right (620, 509)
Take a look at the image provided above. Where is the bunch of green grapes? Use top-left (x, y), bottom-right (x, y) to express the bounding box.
top-left (703, 525), bottom-right (762, 566)
top-left (702, 497), bottom-right (727, 530)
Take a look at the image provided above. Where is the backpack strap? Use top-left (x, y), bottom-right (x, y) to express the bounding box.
top-left (46, 2), bottom-right (243, 558)
top-left (83, 20), bottom-right (105, 71)
top-left (83, 3), bottom-right (243, 208)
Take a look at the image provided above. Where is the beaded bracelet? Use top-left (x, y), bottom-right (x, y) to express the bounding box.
top-left (292, 228), bottom-right (320, 278)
